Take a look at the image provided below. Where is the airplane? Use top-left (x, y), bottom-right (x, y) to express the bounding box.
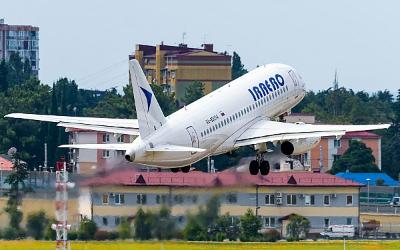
top-left (5, 60), bottom-right (390, 175)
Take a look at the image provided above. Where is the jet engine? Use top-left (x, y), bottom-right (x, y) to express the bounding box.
top-left (280, 137), bottom-right (321, 155)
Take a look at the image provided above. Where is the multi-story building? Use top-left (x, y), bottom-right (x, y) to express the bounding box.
top-left (0, 18), bottom-right (39, 75)
top-left (130, 43), bottom-right (231, 101)
top-left (68, 128), bottom-right (135, 175)
top-left (82, 169), bottom-right (362, 238)
top-left (310, 131), bottom-right (382, 172)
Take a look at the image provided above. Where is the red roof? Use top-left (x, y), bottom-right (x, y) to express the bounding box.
top-left (343, 131), bottom-right (380, 139)
top-left (0, 156), bottom-right (13, 171)
top-left (81, 168), bottom-right (362, 187)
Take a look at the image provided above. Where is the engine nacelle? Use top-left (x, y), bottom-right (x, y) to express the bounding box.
top-left (280, 137), bottom-right (321, 155)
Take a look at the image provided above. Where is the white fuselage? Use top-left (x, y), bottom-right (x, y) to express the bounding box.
top-left (126, 63), bottom-right (306, 168)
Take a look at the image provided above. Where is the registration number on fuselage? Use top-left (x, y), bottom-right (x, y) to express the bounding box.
top-left (206, 114), bottom-right (219, 124)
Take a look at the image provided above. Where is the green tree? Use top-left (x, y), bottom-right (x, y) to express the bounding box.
top-left (286, 214), bottom-right (310, 241)
top-left (78, 217), bottom-right (97, 240)
top-left (231, 51), bottom-right (248, 80)
top-left (182, 81), bottom-right (204, 105)
top-left (4, 153), bottom-right (29, 233)
top-left (330, 140), bottom-right (380, 174)
top-left (134, 208), bottom-right (153, 240)
top-left (26, 210), bottom-right (48, 239)
top-left (239, 209), bottom-right (262, 242)
top-left (0, 59), bottom-right (8, 92)
top-left (44, 218), bottom-right (57, 240)
top-left (118, 217), bottom-right (132, 239)
top-left (212, 213), bottom-right (240, 241)
top-left (153, 206), bottom-right (176, 240)
top-left (183, 215), bottom-right (206, 241)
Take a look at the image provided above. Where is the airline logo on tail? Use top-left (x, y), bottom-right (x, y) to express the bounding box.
top-left (140, 87), bottom-right (152, 112)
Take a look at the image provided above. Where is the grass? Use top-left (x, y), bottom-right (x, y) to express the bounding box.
top-left (0, 240), bottom-right (400, 250)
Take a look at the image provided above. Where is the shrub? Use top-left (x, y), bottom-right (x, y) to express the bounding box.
top-left (3, 227), bottom-right (18, 240)
top-left (264, 229), bottom-right (281, 242)
top-left (44, 218), bottom-right (56, 240)
top-left (79, 217), bottom-right (98, 240)
top-left (239, 209), bottom-right (262, 242)
top-left (26, 210), bottom-right (48, 240)
top-left (68, 231), bottom-right (78, 240)
top-left (286, 214), bottom-right (310, 241)
top-left (94, 230), bottom-right (108, 241)
top-left (108, 231), bottom-right (119, 240)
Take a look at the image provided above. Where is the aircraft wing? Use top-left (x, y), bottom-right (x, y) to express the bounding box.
top-left (5, 113), bottom-right (139, 135)
top-left (234, 119), bottom-right (390, 147)
top-left (146, 144), bottom-right (206, 152)
top-left (59, 143), bottom-right (132, 150)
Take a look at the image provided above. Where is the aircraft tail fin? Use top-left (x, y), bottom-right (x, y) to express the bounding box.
top-left (129, 59), bottom-right (166, 138)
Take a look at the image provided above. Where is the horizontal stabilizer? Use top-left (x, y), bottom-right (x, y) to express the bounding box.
top-left (59, 143), bottom-right (131, 151)
top-left (58, 122), bottom-right (139, 135)
top-left (146, 144), bottom-right (206, 152)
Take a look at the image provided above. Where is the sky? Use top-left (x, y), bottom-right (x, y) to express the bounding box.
top-left (2, 0), bottom-right (400, 94)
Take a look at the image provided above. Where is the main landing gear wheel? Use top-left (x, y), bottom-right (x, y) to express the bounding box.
top-left (170, 168), bottom-right (180, 173)
top-left (249, 160), bottom-right (259, 175)
top-left (259, 160), bottom-right (270, 176)
top-left (181, 166), bottom-right (191, 173)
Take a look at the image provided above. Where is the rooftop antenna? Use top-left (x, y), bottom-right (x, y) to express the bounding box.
top-left (333, 69), bottom-right (339, 90)
top-left (182, 32), bottom-right (187, 44)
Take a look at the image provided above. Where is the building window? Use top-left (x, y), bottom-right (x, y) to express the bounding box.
top-left (156, 194), bottom-right (168, 204)
top-left (102, 150), bottom-right (110, 158)
top-left (136, 194), bottom-right (147, 205)
top-left (304, 195), bottom-right (315, 206)
top-left (115, 193), bottom-right (125, 205)
top-left (264, 217), bottom-right (276, 228)
top-left (333, 154), bottom-right (341, 162)
top-left (102, 134), bottom-right (110, 142)
top-left (117, 135), bottom-right (125, 142)
top-left (346, 195), bottom-right (353, 206)
top-left (116, 150), bottom-right (124, 157)
top-left (103, 217), bottom-right (108, 226)
top-left (226, 193), bottom-right (237, 203)
top-left (174, 195), bottom-right (183, 204)
top-left (324, 195), bottom-right (330, 206)
top-left (115, 217), bottom-right (121, 226)
top-left (324, 218), bottom-right (330, 228)
top-left (346, 218), bottom-right (352, 225)
top-left (287, 194), bottom-right (297, 205)
top-left (265, 194), bottom-right (275, 205)
top-left (102, 193), bottom-right (109, 204)
top-left (333, 139), bottom-right (341, 148)
top-left (191, 195), bottom-right (198, 204)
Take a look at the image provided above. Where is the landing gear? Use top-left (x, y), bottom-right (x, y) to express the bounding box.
top-left (249, 154), bottom-right (270, 176)
top-left (181, 166), bottom-right (190, 173)
top-left (249, 160), bottom-right (259, 175)
top-left (170, 166), bottom-right (191, 173)
top-left (170, 168), bottom-right (180, 173)
top-left (259, 160), bottom-right (270, 176)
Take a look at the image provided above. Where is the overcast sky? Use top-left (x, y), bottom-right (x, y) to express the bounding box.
top-left (3, 0), bottom-right (400, 94)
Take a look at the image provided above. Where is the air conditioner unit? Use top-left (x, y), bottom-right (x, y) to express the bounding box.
top-left (300, 194), bottom-right (305, 199)
top-left (276, 192), bottom-right (283, 198)
top-left (109, 193), bottom-right (114, 197)
top-left (276, 197), bottom-right (283, 205)
top-left (331, 193), bottom-right (337, 198)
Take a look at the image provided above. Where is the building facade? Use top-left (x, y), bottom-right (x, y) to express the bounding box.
top-left (0, 18), bottom-right (39, 75)
top-left (83, 170), bottom-right (361, 237)
top-left (68, 129), bottom-right (134, 175)
top-left (310, 131), bottom-right (382, 172)
top-left (130, 43), bottom-right (231, 101)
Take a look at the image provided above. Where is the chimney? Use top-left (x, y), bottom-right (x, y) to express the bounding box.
top-left (202, 43), bottom-right (213, 52)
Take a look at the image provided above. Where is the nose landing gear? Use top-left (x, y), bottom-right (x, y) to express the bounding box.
top-left (249, 154), bottom-right (270, 176)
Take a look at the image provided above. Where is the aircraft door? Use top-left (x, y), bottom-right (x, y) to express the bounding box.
top-left (186, 126), bottom-right (199, 154)
top-left (288, 70), bottom-right (299, 87)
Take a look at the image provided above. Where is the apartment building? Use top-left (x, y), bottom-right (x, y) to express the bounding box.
top-left (130, 43), bottom-right (231, 101)
top-left (82, 169), bottom-right (362, 237)
top-left (0, 18), bottom-right (39, 75)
